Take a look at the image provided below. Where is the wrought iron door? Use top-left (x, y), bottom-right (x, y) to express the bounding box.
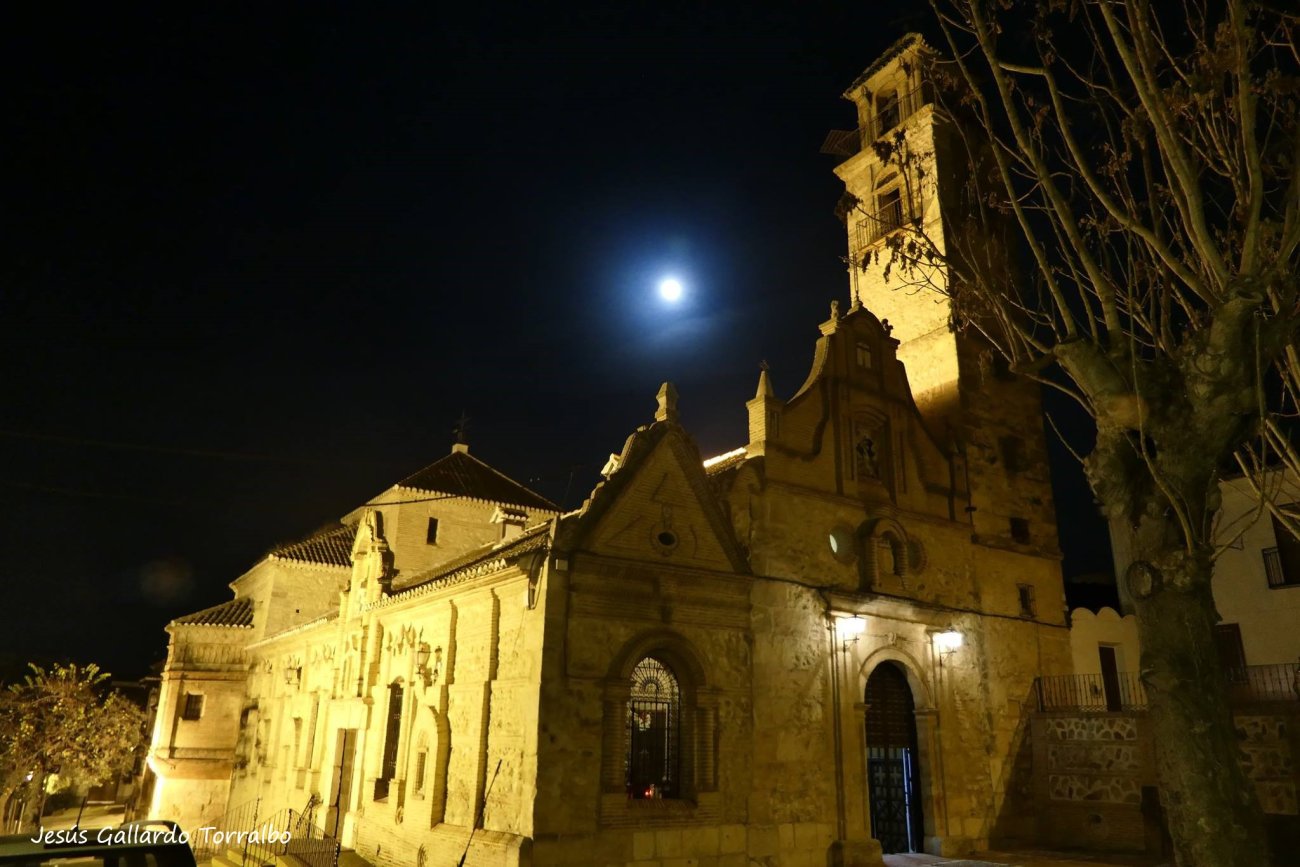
top-left (865, 662), bottom-right (923, 853)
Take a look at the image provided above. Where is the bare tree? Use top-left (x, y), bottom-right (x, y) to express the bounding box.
top-left (860, 2), bottom-right (1298, 864)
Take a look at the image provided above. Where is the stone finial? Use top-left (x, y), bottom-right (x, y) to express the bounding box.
top-left (755, 362), bottom-right (775, 399)
top-left (831, 299), bottom-right (840, 320)
top-left (655, 382), bottom-right (679, 423)
top-left (881, 318), bottom-right (894, 337)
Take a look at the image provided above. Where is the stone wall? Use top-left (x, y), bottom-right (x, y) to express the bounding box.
top-left (1031, 706), bottom-right (1300, 856)
top-left (1237, 713), bottom-right (1298, 817)
top-left (1030, 713), bottom-right (1153, 853)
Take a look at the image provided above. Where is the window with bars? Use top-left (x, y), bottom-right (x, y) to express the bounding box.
top-left (876, 188), bottom-right (904, 236)
top-left (181, 693), bottom-right (204, 721)
top-left (625, 657), bottom-right (680, 799)
top-left (413, 749), bottom-right (428, 795)
top-left (1266, 509), bottom-right (1300, 587)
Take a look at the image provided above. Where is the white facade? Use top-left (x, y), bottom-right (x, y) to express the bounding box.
top-left (1211, 472), bottom-right (1300, 666)
top-left (1108, 470), bottom-right (1300, 669)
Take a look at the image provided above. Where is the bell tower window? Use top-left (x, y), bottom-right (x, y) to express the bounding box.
top-left (875, 89), bottom-right (901, 135)
top-left (877, 187), bottom-right (904, 236)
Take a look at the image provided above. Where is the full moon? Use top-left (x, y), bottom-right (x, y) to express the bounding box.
top-left (658, 277), bottom-right (684, 303)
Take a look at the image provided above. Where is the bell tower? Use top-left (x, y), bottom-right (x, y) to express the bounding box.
top-left (828, 34), bottom-right (1059, 555)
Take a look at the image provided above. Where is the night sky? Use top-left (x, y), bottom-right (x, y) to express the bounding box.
top-left (3, 3), bottom-right (1109, 680)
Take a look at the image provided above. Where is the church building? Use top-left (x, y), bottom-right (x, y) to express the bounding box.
top-left (146, 35), bottom-right (1072, 867)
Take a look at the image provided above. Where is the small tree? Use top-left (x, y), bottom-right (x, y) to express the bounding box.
top-left (857, 2), bottom-right (1298, 864)
top-left (0, 664), bottom-right (145, 831)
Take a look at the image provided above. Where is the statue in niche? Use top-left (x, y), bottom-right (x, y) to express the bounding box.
top-left (856, 432), bottom-right (880, 479)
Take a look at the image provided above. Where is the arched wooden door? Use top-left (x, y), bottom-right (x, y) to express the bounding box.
top-left (865, 662), bottom-right (923, 853)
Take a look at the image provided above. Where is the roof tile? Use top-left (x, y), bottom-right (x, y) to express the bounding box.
top-left (270, 524), bottom-right (356, 568)
top-left (396, 450), bottom-right (558, 512)
top-left (174, 597), bottom-right (254, 628)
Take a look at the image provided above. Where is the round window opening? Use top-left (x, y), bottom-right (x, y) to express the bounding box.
top-left (828, 525), bottom-right (856, 563)
top-left (657, 531), bottom-right (677, 547)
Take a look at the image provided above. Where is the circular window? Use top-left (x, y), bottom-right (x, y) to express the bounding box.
top-left (828, 525), bottom-right (856, 563)
top-left (650, 526), bottom-right (680, 556)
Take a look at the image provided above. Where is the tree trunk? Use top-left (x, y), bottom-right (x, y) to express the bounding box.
top-left (1131, 538), bottom-right (1271, 867)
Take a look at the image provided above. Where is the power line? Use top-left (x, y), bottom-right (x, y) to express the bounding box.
top-left (0, 428), bottom-right (386, 467)
top-left (1, 480), bottom-right (192, 506)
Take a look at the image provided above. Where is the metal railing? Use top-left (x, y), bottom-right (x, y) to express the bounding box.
top-left (1036, 671), bottom-right (1148, 712)
top-left (1226, 662), bottom-right (1300, 703)
top-left (190, 796), bottom-right (261, 862)
top-left (191, 794), bottom-right (340, 867)
top-left (1035, 663), bottom-right (1300, 712)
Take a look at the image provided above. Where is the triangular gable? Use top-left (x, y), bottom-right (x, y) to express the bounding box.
top-left (568, 423), bottom-right (748, 574)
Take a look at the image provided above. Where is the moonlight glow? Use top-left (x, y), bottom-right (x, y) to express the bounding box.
top-left (658, 277), bottom-right (684, 303)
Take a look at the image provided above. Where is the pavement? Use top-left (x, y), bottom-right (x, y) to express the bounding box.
top-left (34, 802), bottom-right (127, 833)
top-left (31, 808), bottom-right (1170, 867)
top-left (884, 851), bottom-right (1167, 867)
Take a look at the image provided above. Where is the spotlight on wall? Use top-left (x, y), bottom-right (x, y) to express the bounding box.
top-left (934, 630), bottom-right (964, 653)
top-left (834, 614), bottom-right (867, 652)
top-left (416, 643), bottom-right (443, 686)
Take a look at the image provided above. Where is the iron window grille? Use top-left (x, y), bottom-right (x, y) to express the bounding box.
top-left (625, 657), bottom-right (680, 799)
top-left (181, 693), bottom-right (204, 721)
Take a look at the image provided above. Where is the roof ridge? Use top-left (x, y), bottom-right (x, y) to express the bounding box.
top-left (393, 449), bottom-right (559, 512)
top-left (457, 449), bottom-right (559, 511)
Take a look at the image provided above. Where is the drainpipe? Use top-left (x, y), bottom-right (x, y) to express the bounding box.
top-left (827, 612), bottom-right (847, 841)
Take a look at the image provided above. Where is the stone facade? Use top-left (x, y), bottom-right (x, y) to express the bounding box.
top-left (1031, 706), bottom-right (1300, 856)
top-left (146, 35), bottom-right (1075, 867)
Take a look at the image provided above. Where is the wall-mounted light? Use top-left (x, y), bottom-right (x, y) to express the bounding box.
top-left (284, 665), bottom-right (301, 686)
top-left (416, 643), bottom-right (443, 686)
top-left (934, 630), bottom-right (964, 653)
top-left (834, 613), bottom-right (867, 652)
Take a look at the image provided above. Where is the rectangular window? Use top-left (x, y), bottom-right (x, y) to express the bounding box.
top-left (1000, 436), bottom-right (1027, 473)
top-left (1017, 583), bottom-right (1036, 618)
top-left (374, 683), bottom-right (404, 801)
top-left (1266, 509), bottom-right (1300, 587)
top-left (414, 750), bottom-right (427, 794)
top-left (181, 693), bottom-right (204, 721)
top-left (1009, 517), bottom-right (1031, 544)
top-left (426, 518), bottom-right (440, 545)
top-left (856, 341), bottom-right (874, 369)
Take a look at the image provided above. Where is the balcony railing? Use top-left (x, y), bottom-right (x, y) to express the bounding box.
top-left (1036, 663), bottom-right (1300, 712)
top-left (1226, 662), bottom-right (1300, 703)
top-left (1037, 671), bottom-right (1147, 712)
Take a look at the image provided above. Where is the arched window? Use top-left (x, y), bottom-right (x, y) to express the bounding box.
top-left (625, 657), bottom-right (680, 799)
top-left (875, 89), bottom-right (901, 134)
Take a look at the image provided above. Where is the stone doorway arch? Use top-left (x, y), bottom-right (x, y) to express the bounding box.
top-left (864, 661), bottom-right (924, 854)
